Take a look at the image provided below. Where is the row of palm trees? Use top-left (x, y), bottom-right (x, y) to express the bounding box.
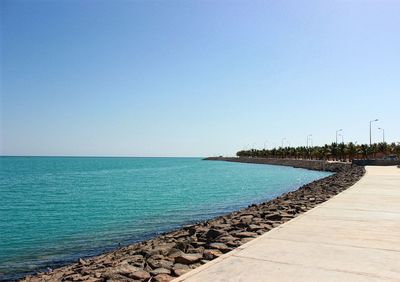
top-left (236, 142), bottom-right (400, 161)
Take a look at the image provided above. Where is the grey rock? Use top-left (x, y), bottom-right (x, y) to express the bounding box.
top-left (150, 268), bottom-right (171, 275)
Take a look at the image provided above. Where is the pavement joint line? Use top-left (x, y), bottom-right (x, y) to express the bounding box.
top-left (307, 215), bottom-right (400, 225)
top-left (326, 195), bottom-right (400, 198)
top-left (313, 207), bottom-right (400, 215)
top-left (345, 187), bottom-right (400, 191)
top-left (270, 225), bottom-right (400, 234)
top-left (231, 254), bottom-right (390, 280)
top-left (264, 235), bottom-right (400, 253)
top-left (245, 236), bottom-right (400, 253)
top-left (268, 232), bottom-right (400, 243)
top-left (300, 214), bottom-right (400, 223)
top-left (326, 193), bottom-right (400, 197)
top-left (315, 206), bottom-right (400, 214)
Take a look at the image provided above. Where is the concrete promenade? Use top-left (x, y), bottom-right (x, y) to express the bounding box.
top-left (173, 166), bottom-right (400, 282)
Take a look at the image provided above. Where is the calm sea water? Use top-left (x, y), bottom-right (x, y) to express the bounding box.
top-left (0, 157), bottom-right (331, 280)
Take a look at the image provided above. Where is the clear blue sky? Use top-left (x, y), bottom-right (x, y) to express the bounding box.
top-left (1, 0), bottom-right (399, 157)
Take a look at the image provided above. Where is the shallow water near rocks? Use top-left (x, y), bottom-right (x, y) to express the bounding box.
top-left (0, 157), bottom-right (331, 280)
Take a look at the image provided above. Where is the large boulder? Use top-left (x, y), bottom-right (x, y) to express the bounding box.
top-left (203, 249), bottom-right (223, 260)
top-left (130, 269), bottom-right (151, 281)
top-left (207, 242), bottom-right (231, 253)
top-left (205, 229), bottom-right (224, 239)
top-left (174, 253), bottom-right (203, 265)
top-left (147, 258), bottom-right (173, 269)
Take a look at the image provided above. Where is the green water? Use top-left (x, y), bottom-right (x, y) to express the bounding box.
top-left (0, 157), bottom-right (331, 280)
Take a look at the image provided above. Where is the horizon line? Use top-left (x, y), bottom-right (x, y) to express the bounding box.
top-left (0, 155), bottom-right (212, 158)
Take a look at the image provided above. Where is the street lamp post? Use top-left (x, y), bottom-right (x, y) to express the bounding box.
top-left (369, 119), bottom-right (378, 145)
top-left (281, 138), bottom-right (286, 148)
top-left (336, 129), bottom-right (343, 144)
top-left (338, 133), bottom-right (344, 143)
top-left (307, 134), bottom-right (312, 147)
top-left (378, 127), bottom-right (385, 143)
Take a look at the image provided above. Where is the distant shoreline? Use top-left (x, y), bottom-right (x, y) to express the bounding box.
top-left (19, 159), bottom-right (365, 282)
top-left (203, 157), bottom-right (346, 172)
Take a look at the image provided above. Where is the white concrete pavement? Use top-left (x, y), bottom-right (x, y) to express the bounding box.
top-left (173, 166), bottom-right (400, 282)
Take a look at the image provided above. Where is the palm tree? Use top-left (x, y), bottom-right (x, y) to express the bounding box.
top-left (359, 144), bottom-right (370, 159)
top-left (377, 142), bottom-right (388, 158)
top-left (338, 142), bottom-right (346, 161)
top-left (370, 143), bottom-right (378, 159)
top-left (330, 142), bottom-right (339, 161)
top-left (346, 142), bottom-right (357, 161)
top-left (235, 140), bottom-right (399, 161)
top-left (322, 144), bottom-right (330, 161)
top-left (392, 142), bottom-right (400, 157)
top-left (312, 146), bottom-right (323, 160)
top-left (271, 148), bottom-right (277, 158)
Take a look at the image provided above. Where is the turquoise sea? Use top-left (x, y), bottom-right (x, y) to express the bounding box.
top-left (0, 157), bottom-right (331, 280)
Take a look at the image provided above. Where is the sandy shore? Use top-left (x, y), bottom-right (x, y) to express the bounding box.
top-left (19, 158), bottom-right (365, 282)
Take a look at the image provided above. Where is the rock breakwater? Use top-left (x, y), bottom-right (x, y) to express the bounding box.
top-left (204, 157), bottom-right (348, 172)
top-left (20, 159), bottom-right (365, 282)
